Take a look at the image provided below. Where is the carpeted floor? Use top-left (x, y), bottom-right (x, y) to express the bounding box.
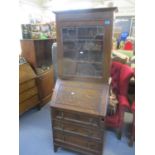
top-left (19, 103), bottom-right (135, 155)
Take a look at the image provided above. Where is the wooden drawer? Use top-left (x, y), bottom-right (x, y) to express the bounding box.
top-left (53, 120), bottom-right (103, 140)
top-left (19, 95), bottom-right (39, 115)
top-left (54, 130), bottom-right (102, 151)
top-left (52, 109), bottom-right (100, 127)
top-left (19, 87), bottom-right (38, 103)
top-left (36, 67), bottom-right (54, 99)
top-left (19, 79), bottom-right (36, 93)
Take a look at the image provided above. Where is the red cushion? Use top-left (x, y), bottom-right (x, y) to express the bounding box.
top-left (106, 62), bottom-right (134, 130)
top-left (118, 95), bottom-right (130, 109)
top-left (119, 65), bottom-right (134, 96)
top-left (111, 62), bottom-right (122, 94)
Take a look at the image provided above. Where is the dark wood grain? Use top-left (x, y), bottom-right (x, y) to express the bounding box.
top-left (36, 66), bottom-right (54, 107)
top-left (56, 9), bottom-right (115, 83)
top-left (51, 7), bottom-right (116, 155)
top-left (19, 63), bottom-right (40, 115)
top-left (51, 79), bottom-right (108, 155)
top-left (51, 79), bottom-right (109, 116)
top-left (20, 39), bottom-right (54, 68)
top-left (20, 39), bottom-right (55, 107)
top-left (19, 63), bottom-right (36, 84)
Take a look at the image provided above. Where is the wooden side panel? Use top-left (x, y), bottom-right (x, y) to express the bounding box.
top-left (36, 66), bottom-right (54, 106)
top-left (103, 12), bottom-right (114, 83)
top-left (20, 40), bottom-right (36, 67)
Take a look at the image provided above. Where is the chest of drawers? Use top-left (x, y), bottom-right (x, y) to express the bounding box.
top-left (50, 79), bottom-right (109, 155)
top-left (19, 63), bottom-right (40, 115)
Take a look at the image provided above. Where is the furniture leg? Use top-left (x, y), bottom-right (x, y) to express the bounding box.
top-left (37, 103), bottom-right (41, 110)
top-left (116, 128), bottom-right (122, 140)
top-left (128, 123), bottom-right (135, 146)
top-left (54, 144), bottom-right (58, 152)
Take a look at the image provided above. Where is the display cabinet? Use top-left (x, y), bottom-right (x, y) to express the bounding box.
top-left (20, 39), bottom-right (55, 106)
top-left (62, 25), bottom-right (104, 78)
top-left (56, 8), bottom-right (117, 83)
top-left (50, 7), bottom-right (117, 155)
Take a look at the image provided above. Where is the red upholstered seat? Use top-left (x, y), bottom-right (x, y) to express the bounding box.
top-left (105, 61), bottom-right (134, 139)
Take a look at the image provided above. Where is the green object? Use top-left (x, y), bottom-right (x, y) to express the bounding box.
top-left (39, 33), bottom-right (48, 39)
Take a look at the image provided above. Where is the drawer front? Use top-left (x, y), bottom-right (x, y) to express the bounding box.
top-left (19, 95), bottom-right (39, 115)
top-left (54, 130), bottom-right (102, 151)
top-left (36, 68), bottom-right (54, 99)
top-left (20, 79), bottom-right (36, 93)
top-left (53, 120), bottom-right (103, 140)
top-left (52, 109), bottom-right (100, 127)
top-left (19, 87), bottom-right (38, 103)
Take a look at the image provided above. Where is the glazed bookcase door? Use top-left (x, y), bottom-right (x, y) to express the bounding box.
top-left (59, 21), bottom-right (106, 81)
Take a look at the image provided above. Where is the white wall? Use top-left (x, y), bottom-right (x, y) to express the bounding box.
top-left (42, 0), bottom-right (135, 17)
top-left (41, 8), bottom-right (55, 22)
top-left (19, 1), bottom-right (43, 24)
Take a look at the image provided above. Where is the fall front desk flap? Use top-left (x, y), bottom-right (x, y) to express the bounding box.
top-left (50, 79), bottom-right (109, 117)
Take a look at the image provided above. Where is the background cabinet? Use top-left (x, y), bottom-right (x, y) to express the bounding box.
top-left (20, 39), bottom-right (55, 106)
top-left (19, 63), bottom-right (40, 115)
top-left (20, 39), bottom-right (55, 68)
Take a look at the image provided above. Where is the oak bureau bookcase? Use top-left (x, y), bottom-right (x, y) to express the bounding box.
top-left (50, 7), bottom-right (117, 155)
